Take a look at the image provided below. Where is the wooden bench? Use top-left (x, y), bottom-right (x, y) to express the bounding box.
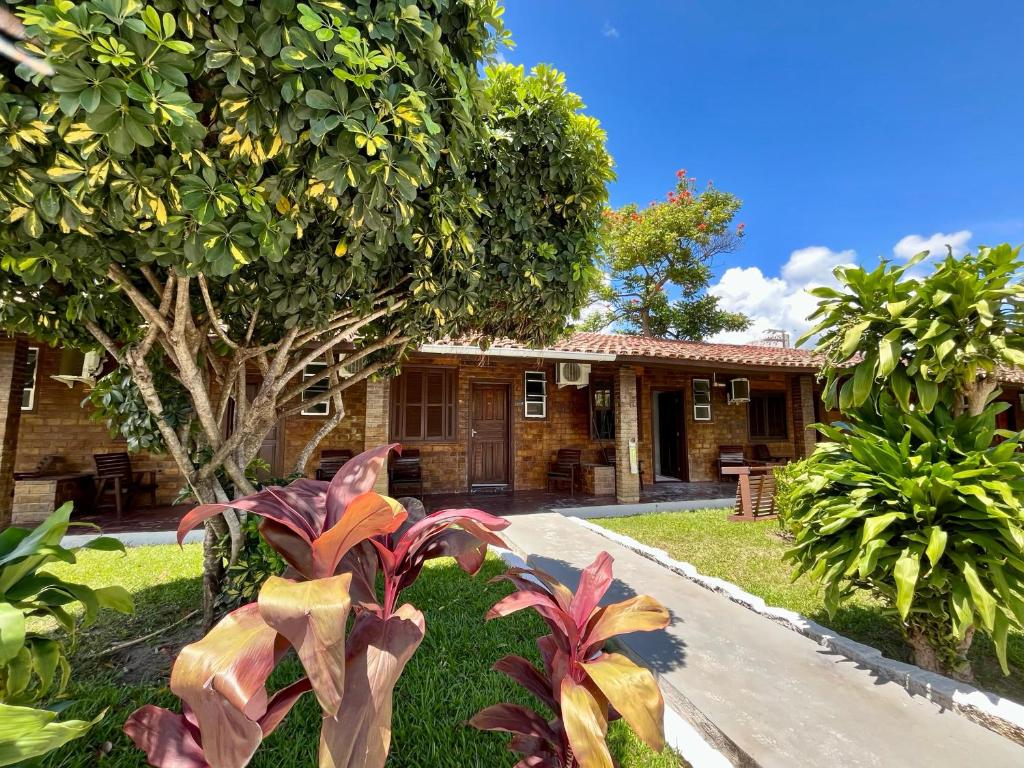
top-left (315, 449), bottom-right (354, 481)
top-left (388, 448), bottom-right (423, 498)
top-left (723, 465), bottom-right (778, 522)
top-left (547, 448), bottom-right (582, 495)
top-left (718, 445), bottom-right (747, 481)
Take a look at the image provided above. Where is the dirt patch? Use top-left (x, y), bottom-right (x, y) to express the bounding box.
top-left (101, 616), bottom-right (204, 686)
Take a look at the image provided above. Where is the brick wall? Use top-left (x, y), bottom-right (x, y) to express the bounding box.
top-left (281, 381), bottom-right (367, 477)
top-left (0, 338), bottom-right (27, 526)
top-left (388, 355), bottom-right (810, 493)
top-left (15, 344), bottom-right (184, 505)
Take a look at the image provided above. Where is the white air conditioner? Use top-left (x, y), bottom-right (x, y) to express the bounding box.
top-left (728, 378), bottom-right (751, 404)
top-left (556, 362), bottom-right (591, 389)
top-left (51, 349), bottom-right (104, 388)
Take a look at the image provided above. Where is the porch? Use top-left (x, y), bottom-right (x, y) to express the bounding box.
top-left (64, 481), bottom-right (737, 534)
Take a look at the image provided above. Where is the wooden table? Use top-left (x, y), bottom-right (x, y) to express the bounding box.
top-left (722, 465), bottom-right (778, 522)
top-left (12, 472), bottom-right (96, 526)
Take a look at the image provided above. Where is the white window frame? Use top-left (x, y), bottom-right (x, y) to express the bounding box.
top-left (301, 361), bottom-right (330, 417)
top-left (524, 370), bottom-right (547, 419)
top-left (693, 378), bottom-right (712, 422)
top-left (21, 347), bottom-right (38, 411)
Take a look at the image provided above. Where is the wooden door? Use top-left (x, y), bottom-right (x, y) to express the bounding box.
top-left (655, 390), bottom-right (686, 481)
top-left (222, 384), bottom-right (284, 481)
top-left (470, 383), bottom-right (510, 487)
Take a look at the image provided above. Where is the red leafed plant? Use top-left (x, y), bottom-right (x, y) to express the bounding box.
top-left (471, 552), bottom-right (670, 768)
top-left (124, 444), bottom-right (509, 768)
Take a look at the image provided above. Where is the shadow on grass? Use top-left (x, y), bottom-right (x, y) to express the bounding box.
top-left (45, 557), bottom-right (683, 768)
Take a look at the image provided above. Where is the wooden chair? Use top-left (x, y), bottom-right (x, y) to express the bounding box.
top-left (547, 448), bottom-right (582, 495)
top-left (388, 448), bottom-right (423, 498)
top-left (751, 444), bottom-right (789, 465)
top-left (601, 445), bottom-right (644, 490)
top-left (718, 445), bottom-right (746, 481)
top-left (315, 449), bottom-right (354, 481)
top-left (93, 452), bottom-right (157, 519)
top-left (723, 465), bottom-right (777, 521)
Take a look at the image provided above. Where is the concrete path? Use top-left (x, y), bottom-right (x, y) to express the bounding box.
top-left (501, 512), bottom-right (1024, 768)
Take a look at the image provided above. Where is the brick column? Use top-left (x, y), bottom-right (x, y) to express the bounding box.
top-left (0, 338), bottom-right (27, 528)
top-left (364, 378), bottom-right (391, 494)
top-left (614, 366), bottom-right (640, 504)
top-left (791, 374), bottom-right (817, 459)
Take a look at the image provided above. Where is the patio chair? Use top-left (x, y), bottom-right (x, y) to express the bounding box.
top-left (717, 445), bottom-right (746, 481)
top-left (93, 452), bottom-right (157, 519)
top-left (389, 448), bottom-right (423, 498)
top-left (751, 444), bottom-right (789, 465)
top-left (601, 445), bottom-right (644, 490)
top-left (315, 449), bottom-right (354, 481)
top-left (547, 448), bottom-right (582, 495)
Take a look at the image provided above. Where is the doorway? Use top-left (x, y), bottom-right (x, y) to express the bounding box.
top-left (469, 383), bottom-right (511, 489)
top-left (653, 390), bottom-right (686, 481)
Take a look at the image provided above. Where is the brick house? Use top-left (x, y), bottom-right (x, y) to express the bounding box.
top-left (2, 332), bottom-right (1022, 525)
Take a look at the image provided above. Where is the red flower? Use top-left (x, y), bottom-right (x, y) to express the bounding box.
top-left (697, 222), bottom-right (706, 231)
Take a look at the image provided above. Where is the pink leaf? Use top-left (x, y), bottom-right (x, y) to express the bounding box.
top-left (570, 552), bottom-right (614, 627)
top-left (312, 491), bottom-right (405, 579)
top-left (258, 677), bottom-right (313, 738)
top-left (469, 703), bottom-right (558, 746)
top-left (124, 705), bottom-right (210, 768)
top-left (493, 655), bottom-right (557, 712)
top-left (325, 444), bottom-right (399, 527)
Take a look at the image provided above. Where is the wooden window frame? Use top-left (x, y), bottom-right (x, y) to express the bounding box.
top-left (749, 391), bottom-right (788, 440)
top-left (590, 380), bottom-right (615, 440)
top-left (692, 378), bottom-right (712, 422)
top-left (524, 370), bottom-right (547, 419)
top-left (21, 347), bottom-right (38, 412)
top-left (390, 367), bottom-right (457, 443)
top-left (300, 361), bottom-right (330, 416)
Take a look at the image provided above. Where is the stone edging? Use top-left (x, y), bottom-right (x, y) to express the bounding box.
top-left (569, 516), bottom-right (1024, 748)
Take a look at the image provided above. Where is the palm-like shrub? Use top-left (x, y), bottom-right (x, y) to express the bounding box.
top-left (787, 244), bottom-right (1024, 680)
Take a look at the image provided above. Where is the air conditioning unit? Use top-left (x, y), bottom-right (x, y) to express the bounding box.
top-left (51, 349), bottom-right (104, 388)
top-left (556, 362), bottom-right (591, 389)
top-left (728, 378), bottom-right (751, 404)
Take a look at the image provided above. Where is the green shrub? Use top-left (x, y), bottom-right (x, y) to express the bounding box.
top-left (0, 505), bottom-right (133, 764)
top-left (773, 459), bottom-right (807, 534)
top-left (791, 244), bottom-right (1024, 681)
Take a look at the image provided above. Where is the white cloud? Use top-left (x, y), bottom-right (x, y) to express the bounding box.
top-left (709, 246), bottom-right (856, 345)
top-left (892, 230), bottom-right (972, 261)
top-left (602, 21), bottom-right (620, 38)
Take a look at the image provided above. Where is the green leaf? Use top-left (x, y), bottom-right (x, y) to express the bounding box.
top-left (851, 357), bottom-right (874, 407)
top-left (924, 526), bottom-right (947, 568)
top-left (0, 703), bottom-right (102, 765)
top-left (894, 549), bottom-right (920, 620)
top-left (962, 558), bottom-right (997, 631)
top-left (0, 604), bottom-right (26, 665)
top-left (916, 377), bottom-right (938, 414)
top-left (861, 512), bottom-right (902, 545)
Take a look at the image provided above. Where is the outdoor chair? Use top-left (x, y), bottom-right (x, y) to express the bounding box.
top-left (601, 445), bottom-right (644, 490)
top-left (315, 449), bottom-right (354, 481)
top-left (751, 444), bottom-right (789, 465)
top-left (717, 445), bottom-right (746, 481)
top-left (93, 452), bottom-right (157, 519)
top-left (388, 448), bottom-right (423, 498)
top-left (547, 448), bottom-right (582, 495)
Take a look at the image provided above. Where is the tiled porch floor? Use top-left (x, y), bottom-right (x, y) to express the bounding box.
top-left (71, 481), bottom-right (736, 533)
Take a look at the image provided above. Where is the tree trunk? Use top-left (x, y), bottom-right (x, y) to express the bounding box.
top-left (906, 623), bottom-right (975, 682)
top-left (202, 520), bottom-right (226, 631)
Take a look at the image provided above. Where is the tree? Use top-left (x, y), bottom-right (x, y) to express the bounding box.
top-left (783, 245), bottom-right (1024, 680)
top-left (0, 0), bottom-right (612, 622)
top-left (580, 170), bottom-right (749, 340)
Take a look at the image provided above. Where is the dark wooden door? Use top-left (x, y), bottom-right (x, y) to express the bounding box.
top-left (470, 383), bottom-right (510, 487)
top-left (223, 384), bottom-right (284, 481)
top-left (655, 390), bottom-right (686, 481)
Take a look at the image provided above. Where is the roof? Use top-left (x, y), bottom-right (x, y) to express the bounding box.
top-left (421, 332), bottom-right (821, 372)
top-left (422, 332), bottom-right (1024, 383)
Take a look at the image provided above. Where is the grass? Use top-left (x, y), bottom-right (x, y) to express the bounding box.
top-left (596, 508), bottom-right (1024, 704)
top-left (39, 545), bottom-right (684, 768)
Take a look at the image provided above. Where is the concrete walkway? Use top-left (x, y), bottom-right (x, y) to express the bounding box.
top-left (501, 512), bottom-right (1024, 768)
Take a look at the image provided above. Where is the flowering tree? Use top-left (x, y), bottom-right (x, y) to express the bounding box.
top-left (580, 170), bottom-right (750, 340)
top-left (0, 0), bottom-right (611, 616)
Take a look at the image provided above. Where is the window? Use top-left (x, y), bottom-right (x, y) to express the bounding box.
top-left (692, 378), bottom-right (711, 421)
top-left (525, 370), bottom-right (546, 418)
top-left (591, 382), bottom-right (615, 440)
top-left (391, 368), bottom-right (456, 442)
top-left (21, 347), bottom-right (38, 411)
top-left (301, 361), bottom-right (330, 416)
top-left (749, 392), bottom-right (788, 439)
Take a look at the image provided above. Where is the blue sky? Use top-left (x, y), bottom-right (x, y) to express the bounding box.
top-left (500, 1), bottom-right (1024, 341)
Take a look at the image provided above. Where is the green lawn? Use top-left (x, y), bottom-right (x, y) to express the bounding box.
top-left (39, 544), bottom-right (683, 768)
top-left (596, 509), bottom-right (1024, 704)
